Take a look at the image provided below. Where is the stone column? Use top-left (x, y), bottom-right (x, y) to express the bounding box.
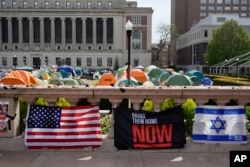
top-left (0, 18), bottom-right (2, 50)
top-left (40, 17), bottom-right (44, 50)
top-left (93, 18), bottom-right (96, 50)
top-left (7, 17), bottom-right (13, 50)
top-left (82, 18), bottom-right (86, 50)
top-left (103, 18), bottom-right (107, 50)
top-left (29, 17), bottom-right (33, 50)
top-left (61, 17), bottom-right (66, 50)
top-left (72, 17), bottom-right (76, 51)
top-left (51, 17), bottom-right (55, 50)
top-left (18, 17), bottom-right (23, 49)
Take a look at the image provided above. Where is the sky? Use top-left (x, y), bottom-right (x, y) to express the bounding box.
top-left (127, 0), bottom-right (171, 43)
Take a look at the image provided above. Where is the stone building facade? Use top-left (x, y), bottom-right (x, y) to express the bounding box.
top-left (0, 0), bottom-right (153, 69)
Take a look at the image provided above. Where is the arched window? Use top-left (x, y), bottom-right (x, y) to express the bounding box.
top-left (132, 30), bottom-right (141, 50)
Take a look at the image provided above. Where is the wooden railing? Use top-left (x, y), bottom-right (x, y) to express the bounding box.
top-left (1, 85), bottom-right (250, 137)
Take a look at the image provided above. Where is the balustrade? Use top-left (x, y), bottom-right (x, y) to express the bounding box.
top-left (1, 85), bottom-right (250, 138)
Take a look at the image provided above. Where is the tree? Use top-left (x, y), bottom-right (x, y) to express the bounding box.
top-left (155, 24), bottom-right (177, 67)
top-left (205, 19), bottom-right (250, 65)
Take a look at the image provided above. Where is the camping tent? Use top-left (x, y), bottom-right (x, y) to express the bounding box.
top-left (145, 65), bottom-right (161, 79)
top-left (57, 65), bottom-right (77, 77)
top-left (115, 76), bottom-right (139, 87)
top-left (186, 70), bottom-right (204, 80)
top-left (97, 73), bottom-right (117, 86)
top-left (0, 70), bottom-right (38, 86)
top-left (131, 69), bottom-right (148, 83)
top-left (164, 73), bottom-right (193, 86)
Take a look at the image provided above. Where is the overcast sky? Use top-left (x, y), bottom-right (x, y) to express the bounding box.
top-left (127, 0), bottom-right (171, 43)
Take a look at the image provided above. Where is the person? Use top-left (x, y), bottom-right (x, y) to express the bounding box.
top-left (0, 104), bottom-right (8, 132)
top-left (0, 104), bottom-right (8, 115)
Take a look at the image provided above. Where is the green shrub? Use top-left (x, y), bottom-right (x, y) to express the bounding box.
top-left (19, 98), bottom-right (28, 133)
top-left (34, 97), bottom-right (49, 106)
top-left (55, 98), bottom-right (70, 107)
top-left (161, 98), bottom-right (175, 110)
top-left (101, 114), bottom-right (111, 134)
top-left (182, 98), bottom-right (196, 136)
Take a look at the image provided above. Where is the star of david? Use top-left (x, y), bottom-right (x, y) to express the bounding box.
top-left (210, 116), bottom-right (226, 134)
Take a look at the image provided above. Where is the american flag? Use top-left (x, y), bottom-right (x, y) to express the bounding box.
top-left (25, 105), bottom-right (102, 149)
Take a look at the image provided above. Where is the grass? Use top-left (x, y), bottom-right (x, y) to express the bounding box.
top-left (82, 79), bottom-right (99, 86)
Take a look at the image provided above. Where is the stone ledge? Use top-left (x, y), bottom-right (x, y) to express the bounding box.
top-left (1, 135), bottom-right (250, 152)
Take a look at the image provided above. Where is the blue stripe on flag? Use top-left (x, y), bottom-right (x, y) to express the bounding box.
top-left (193, 134), bottom-right (247, 142)
top-left (195, 107), bottom-right (245, 115)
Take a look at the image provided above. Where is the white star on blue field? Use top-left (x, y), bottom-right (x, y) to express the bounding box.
top-left (210, 116), bottom-right (226, 134)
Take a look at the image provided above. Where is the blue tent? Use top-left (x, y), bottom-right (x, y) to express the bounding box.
top-left (186, 70), bottom-right (204, 80)
top-left (57, 65), bottom-right (77, 77)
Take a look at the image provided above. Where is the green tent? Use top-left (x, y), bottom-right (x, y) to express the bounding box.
top-left (164, 73), bottom-right (193, 86)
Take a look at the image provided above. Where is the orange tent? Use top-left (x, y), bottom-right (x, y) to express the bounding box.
top-left (97, 73), bottom-right (117, 86)
top-left (121, 69), bottom-right (148, 83)
top-left (132, 69), bottom-right (148, 83)
top-left (0, 70), bottom-right (38, 86)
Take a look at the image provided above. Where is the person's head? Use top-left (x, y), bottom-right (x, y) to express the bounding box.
top-left (1, 104), bottom-right (8, 113)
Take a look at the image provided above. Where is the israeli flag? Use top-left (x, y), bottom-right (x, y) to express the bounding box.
top-left (192, 106), bottom-right (248, 144)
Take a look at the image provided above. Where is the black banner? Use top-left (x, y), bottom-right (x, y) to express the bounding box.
top-left (114, 106), bottom-right (186, 150)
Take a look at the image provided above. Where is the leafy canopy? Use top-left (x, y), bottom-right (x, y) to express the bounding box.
top-left (205, 19), bottom-right (250, 65)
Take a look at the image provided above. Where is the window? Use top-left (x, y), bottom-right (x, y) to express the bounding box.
top-left (87, 1), bottom-right (91, 9)
top-left (2, 57), bottom-right (7, 66)
top-left (56, 57), bottom-right (61, 66)
top-left (107, 58), bottom-right (112, 67)
top-left (66, 58), bottom-right (71, 66)
top-left (241, 7), bottom-right (247, 10)
top-left (97, 2), bottom-right (102, 9)
top-left (13, 56), bottom-right (18, 66)
top-left (1, 1), bottom-right (6, 8)
top-left (225, 6), bottom-right (231, 10)
top-left (12, 1), bottom-right (17, 8)
top-left (97, 58), bottom-right (102, 66)
top-left (217, 17), bottom-right (225, 22)
top-left (34, 1), bottom-right (38, 8)
top-left (204, 30), bottom-right (208, 37)
top-left (55, 18), bottom-right (62, 43)
top-left (76, 1), bottom-right (81, 9)
top-left (23, 1), bottom-right (27, 8)
top-left (241, 0), bottom-right (247, 4)
top-left (132, 16), bottom-right (141, 25)
top-left (76, 18), bottom-right (82, 43)
top-left (55, 1), bottom-right (60, 8)
top-left (96, 18), bottom-right (103, 43)
top-left (108, 1), bottom-right (112, 9)
top-left (44, 18), bottom-right (51, 43)
top-left (233, 0), bottom-right (239, 4)
top-left (225, 0), bottom-right (231, 4)
top-left (76, 57), bottom-right (81, 66)
top-left (217, 6), bottom-right (223, 10)
top-left (22, 18), bottom-right (29, 43)
top-left (200, 13), bottom-right (206, 17)
top-left (132, 30), bottom-right (141, 50)
top-left (33, 18), bottom-right (40, 43)
top-left (233, 6), bottom-right (239, 10)
top-left (45, 1), bottom-right (49, 8)
top-left (201, 6), bottom-right (206, 10)
top-left (107, 18), bottom-right (113, 43)
top-left (87, 57), bottom-right (92, 66)
top-left (241, 13), bottom-right (247, 17)
top-left (133, 58), bottom-right (139, 67)
top-left (66, 1), bottom-right (71, 9)
top-left (201, 0), bottom-right (206, 4)
top-left (12, 18), bottom-right (19, 43)
top-left (208, 6), bottom-right (214, 10)
top-left (209, 0), bottom-right (214, 4)
top-left (65, 18), bottom-right (72, 43)
top-left (217, 0), bottom-right (223, 3)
